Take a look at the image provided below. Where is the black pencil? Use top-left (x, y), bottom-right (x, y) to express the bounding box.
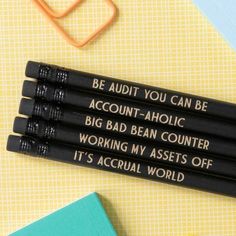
top-left (22, 80), bottom-right (236, 140)
top-left (19, 98), bottom-right (236, 159)
top-left (7, 135), bottom-right (236, 197)
top-left (13, 116), bottom-right (236, 177)
top-left (25, 61), bottom-right (236, 121)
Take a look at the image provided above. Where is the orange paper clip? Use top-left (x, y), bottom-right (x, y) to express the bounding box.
top-left (32, 0), bottom-right (117, 48)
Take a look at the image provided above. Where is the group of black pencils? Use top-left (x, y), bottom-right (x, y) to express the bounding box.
top-left (7, 61), bottom-right (236, 197)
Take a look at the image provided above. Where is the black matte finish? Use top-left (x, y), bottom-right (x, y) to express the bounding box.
top-left (25, 61), bottom-right (236, 121)
top-left (18, 98), bottom-right (236, 160)
top-left (12, 116), bottom-right (236, 177)
top-left (7, 135), bottom-right (236, 197)
top-left (21, 80), bottom-right (236, 140)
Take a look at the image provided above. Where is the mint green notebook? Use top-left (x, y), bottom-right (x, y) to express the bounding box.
top-left (9, 192), bottom-right (117, 236)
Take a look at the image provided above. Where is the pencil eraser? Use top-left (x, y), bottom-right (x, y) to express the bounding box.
top-left (25, 61), bottom-right (40, 78)
top-left (22, 80), bottom-right (37, 98)
top-left (13, 117), bottom-right (28, 135)
top-left (9, 192), bottom-right (117, 236)
top-left (7, 135), bottom-right (22, 152)
top-left (19, 98), bottom-right (35, 116)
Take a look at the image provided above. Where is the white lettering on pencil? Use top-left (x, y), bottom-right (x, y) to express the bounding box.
top-left (85, 115), bottom-right (103, 128)
top-left (150, 148), bottom-right (188, 165)
top-left (108, 82), bottom-right (140, 97)
top-left (144, 112), bottom-right (185, 127)
top-left (147, 166), bottom-right (184, 182)
top-left (191, 157), bottom-right (213, 169)
top-left (79, 133), bottom-right (129, 153)
top-left (92, 78), bottom-right (105, 90)
top-left (170, 96), bottom-right (192, 109)
top-left (89, 99), bottom-right (186, 128)
top-left (144, 89), bottom-right (167, 103)
top-left (92, 79), bottom-right (209, 112)
top-left (131, 144), bottom-right (146, 155)
top-left (161, 132), bottom-right (209, 150)
top-left (74, 151), bottom-right (94, 163)
top-left (195, 100), bottom-right (208, 112)
top-left (130, 125), bottom-right (158, 139)
top-left (84, 115), bottom-right (209, 150)
top-left (89, 99), bottom-right (140, 118)
top-left (97, 156), bottom-right (142, 173)
top-left (106, 120), bottom-right (127, 133)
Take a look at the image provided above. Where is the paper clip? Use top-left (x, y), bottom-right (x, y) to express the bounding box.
top-left (32, 0), bottom-right (117, 48)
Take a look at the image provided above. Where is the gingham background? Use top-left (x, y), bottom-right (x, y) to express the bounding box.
top-left (1, 0), bottom-right (236, 235)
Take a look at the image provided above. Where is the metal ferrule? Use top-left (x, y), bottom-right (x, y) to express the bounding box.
top-left (55, 68), bottom-right (69, 84)
top-left (26, 119), bottom-right (56, 139)
top-left (19, 136), bottom-right (49, 157)
top-left (39, 65), bottom-right (52, 79)
top-left (35, 83), bottom-right (65, 103)
top-left (27, 119), bottom-right (40, 136)
top-left (35, 83), bottom-right (49, 99)
top-left (36, 142), bottom-right (49, 156)
top-left (44, 124), bottom-right (56, 139)
top-left (19, 136), bottom-right (35, 153)
top-left (33, 101), bottom-right (63, 121)
top-left (38, 64), bottom-right (69, 84)
top-left (53, 88), bottom-right (65, 103)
